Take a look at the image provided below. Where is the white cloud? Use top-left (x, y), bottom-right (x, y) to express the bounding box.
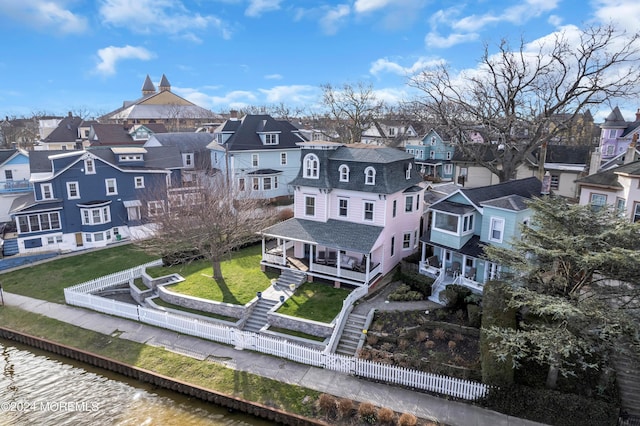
top-left (320, 4), bottom-right (351, 35)
top-left (354, 0), bottom-right (392, 13)
top-left (211, 90), bottom-right (259, 107)
top-left (452, 0), bottom-right (559, 33)
top-left (547, 14), bottom-right (563, 27)
top-left (245, 0), bottom-right (281, 17)
top-left (425, 31), bottom-right (479, 49)
top-left (0, 0), bottom-right (88, 34)
top-left (258, 85), bottom-right (319, 104)
top-left (370, 57), bottom-right (445, 76)
top-left (94, 45), bottom-right (155, 76)
top-left (99, 0), bottom-right (232, 40)
top-left (264, 74), bottom-right (283, 80)
top-left (592, 0), bottom-right (640, 33)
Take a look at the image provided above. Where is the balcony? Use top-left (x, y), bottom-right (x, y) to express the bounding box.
top-left (0, 180), bottom-right (33, 194)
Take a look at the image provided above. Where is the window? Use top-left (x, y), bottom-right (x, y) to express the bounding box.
top-left (364, 201), bottom-right (374, 221)
top-left (263, 177), bottom-right (272, 190)
top-left (135, 176), bottom-right (144, 188)
top-left (462, 214), bottom-right (474, 233)
top-left (147, 201), bottom-right (165, 217)
top-left (489, 217), bottom-right (505, 242)
top-left (434, 212), bottom-right (458, 233)
top-left (402, 232), bottom-right (411, 249)
top-left (550, 174), bottom-right (560, 190)
top-left (264, 134), bottom-right (279, 145)
top-left (4, 170), bottom-right (12, 180)
top-left (17, 212), bottom-right (61, 233)
top-left (416, 194), bottom-right (420, 211)
top-left (338, 198), bottom-right (348, 217)
top-left (339, 165), bottom-right (350, 182)
top-left (274, 176), bottom-right (279, 189)
top-left (66, 182), bottom-right (80, 199)
top-left (184, 153), bottom-right (193, 167)
top-left (303, 154), bottom-right (319, 178)
top-left (41, 183), bottom-right (53, 200)
top-left (590, 193), bottom-right (607, 211)
top-left (443, 164), bottom-right (453, 175)
top-left (47, 235), bottom-right (63, 244)
top-left (252, 154), bottom-right (259, 168)
top-left (430, 150), bottom-right (436, 159)
top-left (238, 178), bottom-right (245, 191)
top-left (364, 167), bottom-right (376, 185)
top-left (389, 127), bottom-right (396, 136)
top-left (105, 178), bottom-right (117, 195)
top-left (119, 154), bottom-right (143, 162)
top-left (392, 200), bottom-right (397, 217)
top-left (81, 206), bottom-right (111, 225)
top-left (430, 137), bottom-right (436, 146)
top-left (634, 203), bottom-right (640, 222)
top-left (252, 177), bottom-right (259, 190)
top-left (390, 236), bottom-right (395, 256)
top-left (305, 196), bottom-right (315, 216)
top-left (84, 159), bottom-right (95, 174)
top-left (459, 167), bottom-right (468, 177)
top-left (405, 196), bottom-right (413, 212)
top-left (616, 198), bottom-right (626, 214)
top-left (280, 152), bottom-right (287, 165)
top-left (446, 151), bottom-right (452, 160)
top-left (605, 145), bottom-right (615, 155)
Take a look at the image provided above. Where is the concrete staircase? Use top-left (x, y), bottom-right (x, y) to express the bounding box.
top-left (2, 238), bottom-right (19, 257)
top-left (335, 312), bottom-right (368, 356)
top-left (612, 349), bottom-right (640, 418)
top-left (273, 268), bottom-right (306, 290)
top-left (244, 298), bottom-right (277, 333)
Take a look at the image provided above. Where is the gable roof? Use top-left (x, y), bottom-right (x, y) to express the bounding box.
top-left (90, 123), bottom-right (138, 146)
top-left (42, 115), bottom-right (82, 143)
top-left (460, 176), bottom-right (542, 206)
top-left (0, 149), bottom-right (21, 165)
top-left (576, 159), bottom-right (640, 189)
top-left (145, 132), bottom-right (215, 152)
top-left (214, 114), bottom-right (307, 151)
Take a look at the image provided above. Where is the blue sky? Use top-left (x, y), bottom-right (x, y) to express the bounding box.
top-left (0, 1), bottom-right (637, 122)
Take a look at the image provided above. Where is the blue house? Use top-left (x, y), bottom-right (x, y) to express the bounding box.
top-left (208, 113), bottom-right (307, 201)
top-left (405, 128), bottom-right (456, 182)
top-left (10, 146), bottom-right (181, 254)
top-left (418, 177), bottom-right (542, 303)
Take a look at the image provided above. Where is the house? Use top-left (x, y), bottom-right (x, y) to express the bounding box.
top-left (259, 142), bottom-right (425, 288)
top-left (35, 113), bottom-right (84, 151)
top-left (87, 123), bottom-right (167, 147)
top-left (9, 146), bottom-right (182, 254)
top-left (576, 143), bottom-right (640, 222)
top-left (0, 149), bottom-right (32, 222)
top-left (99, 74), bottom-right (220, 131)
top-left (208, 113), bottom-right (307, 201)
top-left (0, 116), bottom-right (40, 149)
top-left (586, 107), bottom-right (640, 174)
top-left (418, 176), bottom-right (543, 303)
top-left (361, 120), bottom-right (421, 147)
top-left (145, 132), bottom-right (216, 185)
top-left (519, 144), bottom-right (591, 199)
top-left (406, 128), bottom-right (456, 182)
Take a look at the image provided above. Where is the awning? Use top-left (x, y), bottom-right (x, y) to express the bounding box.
top-left (123, 200), bottom-right (142, 207)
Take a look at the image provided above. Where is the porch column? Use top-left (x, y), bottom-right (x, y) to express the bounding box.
top-left (420, 241), bottom-right (426, 263)
top-left (462, 254), bottom-right (467, 277)
top-left (365, 254), bottom-right (370, 284)
top-left (280, 239), bottom-right (287, 266)
top-left (336, 251), bottom-right (342, 277)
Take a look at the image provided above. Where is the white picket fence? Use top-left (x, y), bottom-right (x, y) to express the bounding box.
top-left (64, 263), bottom-right (488, 401)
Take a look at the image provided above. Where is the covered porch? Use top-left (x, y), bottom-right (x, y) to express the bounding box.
top-left (260, 218), bottom-right (384, 287)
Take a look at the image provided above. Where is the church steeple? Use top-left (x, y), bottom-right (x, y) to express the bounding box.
top-left (141, 74), bottom-right (156, 96)
top-left (159, 74), bottom-right (171, 92)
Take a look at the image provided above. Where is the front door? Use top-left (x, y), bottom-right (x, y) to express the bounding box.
top-left (75, 232), bottom-right (83, 247)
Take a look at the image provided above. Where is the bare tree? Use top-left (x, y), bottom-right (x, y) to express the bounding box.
top-left (136, 177), bottom-right (278, 280)
top-left (409, 25), bottom-right (640, 182)
top-left (320, 82), bottom-right (385, 143)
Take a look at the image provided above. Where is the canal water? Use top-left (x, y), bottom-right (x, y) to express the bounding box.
top-left (0, 340), bottom-right (275, 426)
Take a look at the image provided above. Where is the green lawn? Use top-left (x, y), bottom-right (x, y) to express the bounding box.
top-left (276, 282), bottom-right (349, 323)
top-left (0, 244), bottom-right (158, 303)
top-left (146, 244), bottom-right (277, 305)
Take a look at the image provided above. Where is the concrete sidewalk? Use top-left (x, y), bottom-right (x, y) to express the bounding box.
top-left (1, 291), bottom-right (545, 426)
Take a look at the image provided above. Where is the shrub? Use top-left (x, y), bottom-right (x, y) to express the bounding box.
top-left (397, 270), bottom-right (434, 296)
top-left (467, 303), bottom-right (482, 328)
top-left (415, 330), bottom-right (429, 342)
top-left (448, 340), bottom-right (457, 351)
top-left (398, 339), bottom-right (410, 350)
top-left (366, 334), bottom-right (379, 345)
top-left (337, 398), bottom-right (354, 419)
top-left (398, 413), bottom-right (418, 426)
top-left (377, 407), bottom-right (395, 424)
top-left (433, 328), bottom-right (446, 340)
top-left (358, 402), bottom-right (377, 424)
top-left (442, 284), bottom-right (472, 310)
top-left (388, 283), bottom-right (425, 301)
top-left (424, 340), bottom-right (436, 349)
top-left (317, 393), bottom-right (336, 417)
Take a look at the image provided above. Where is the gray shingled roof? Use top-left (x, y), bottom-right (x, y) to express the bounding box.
top-left (29, 150), bottom-right (82, 173)
top-left (261, 218), bottom-right (383, 254)
top-left (43, 115), bottom-right (82, 143)
top-left (10, 193), bottom-right (62, 214)
top-left (421, 230), bottom-right (484, 258)
top-left (576, 159), bottom-right (640, 188)
top-left (217, 115), bottom-right (306, 151)
top-left (91, 123), bottom-right (138, 146)
top-left (460, 176), bottom-right (542, 206)
top-left (0, 149), bottom-right (18, 165)
top-left (431, 200), bottom-right (476, 214)
top-left (147, 132), bottom-right (215, 152)
top-left (481, 194), bottom-right (530, 211)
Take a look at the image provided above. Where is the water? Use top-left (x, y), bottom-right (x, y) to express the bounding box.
top-left (0, 341), bottom-right (275, 426)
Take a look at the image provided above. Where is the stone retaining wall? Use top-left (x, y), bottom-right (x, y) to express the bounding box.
top-left (157, 284), bottom-right (247, 320)
top-left (267, 311), bottom-right (334, 338)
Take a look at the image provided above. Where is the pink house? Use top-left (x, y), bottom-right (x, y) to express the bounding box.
top-left (260, 142), bottom-right (425, 288)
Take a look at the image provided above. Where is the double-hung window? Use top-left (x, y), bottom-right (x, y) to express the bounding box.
top-left (489, 217), bottom-right (505, 243)
top-left (364, 201), bottom-right (374, 221)
top-left (305, 196), bottom-right (315, 216)
top-left (338, 198), bottom-right (348, 217)
top-left (66, 182), bottom-right (80, 199)
top-left (105, 178), bottom-right (117, 195)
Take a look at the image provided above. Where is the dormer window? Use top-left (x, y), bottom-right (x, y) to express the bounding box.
top-left (431, 136), bottom-right (436, 146)
top-left (364, 166), bottom-right (376, 185)
top-left (339, 164), bottom-right (350, 182)
top-left (119, 154), bottom-right (143, 161)
top-left (303, 154), bottom-right (319, 179)
top-left (264, 133), bottom-right (279, 145)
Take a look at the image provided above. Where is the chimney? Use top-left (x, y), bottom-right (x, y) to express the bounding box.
top-left (68, 111), bottom-right (72, 117)
top-left (541, 171), bottom-right (551, 195)
top-left (229, 110), bottom-right (238, 121)
top-left (588, 146), bottom-right (601, 175)
top-left (636, 108), bottom-right (640, 122)
top-left (625, 133), bottom-right (638, 164)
